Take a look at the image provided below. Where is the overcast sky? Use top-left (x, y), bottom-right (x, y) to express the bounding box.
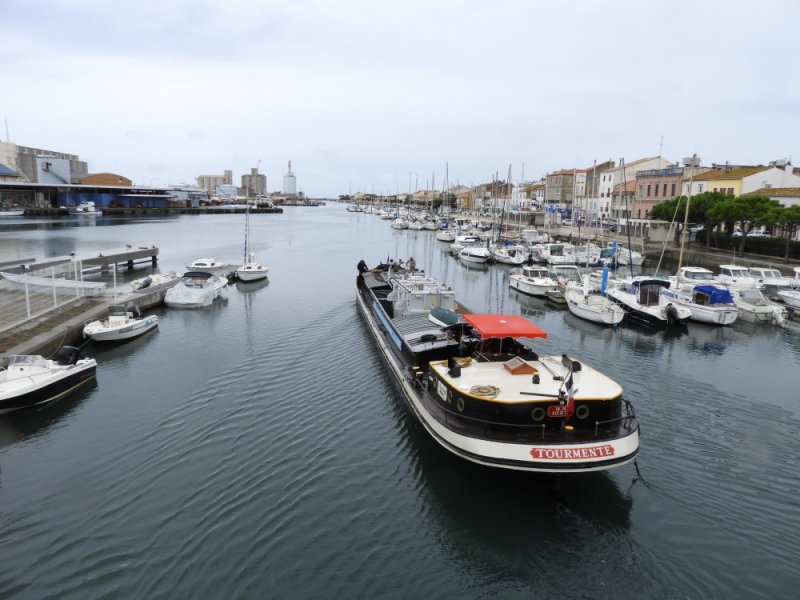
top-left (3, 0), bottom-right (798, 197)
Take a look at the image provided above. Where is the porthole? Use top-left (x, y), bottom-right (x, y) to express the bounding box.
top-left (456, 397), bottom-right (465, 412)
top-left (575, 405), bottom-right (590, 420)
top-left (531, 407), bottom-right (546, 422)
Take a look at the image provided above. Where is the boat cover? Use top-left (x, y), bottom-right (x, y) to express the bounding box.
top-left (695, 285), bottom-right (734, 304)
top-left (463, 314), bottom-right (547, 340)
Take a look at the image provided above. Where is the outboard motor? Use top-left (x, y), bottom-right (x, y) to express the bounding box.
top-left (665, 303), bottom-right (679, 326)
top-left (55, 346), bottom-right (84, 365)
top-left (129, 305), bottom-right (144, 319)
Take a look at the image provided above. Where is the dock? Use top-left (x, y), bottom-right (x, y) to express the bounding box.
top-left (1, 245), bottom-right (159, 276)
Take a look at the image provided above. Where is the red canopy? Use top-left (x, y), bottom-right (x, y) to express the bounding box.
top-left (463, 314), bottom-right (548, 339)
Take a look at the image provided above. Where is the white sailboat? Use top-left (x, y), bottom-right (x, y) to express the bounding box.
top-left (235, 203), bottom-right (269, 282)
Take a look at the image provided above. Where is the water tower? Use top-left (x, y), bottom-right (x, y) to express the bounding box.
top-left (282, 160), bottom-right (297, 196)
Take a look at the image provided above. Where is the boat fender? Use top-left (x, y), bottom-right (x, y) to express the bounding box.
top-left (456, 397), bottom-right (465, 412)
top-left (531, 407), bottom-right (546, 422)
top-left (575, 405), bottom-right (590, 420)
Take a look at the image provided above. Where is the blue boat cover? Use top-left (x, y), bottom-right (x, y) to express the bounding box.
top-left (695, 285), bottom-right (733, 304)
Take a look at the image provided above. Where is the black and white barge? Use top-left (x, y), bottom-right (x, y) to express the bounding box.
top-left (356, 260), bottom-right (640, 473)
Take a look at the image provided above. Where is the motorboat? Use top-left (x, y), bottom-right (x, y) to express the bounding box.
top-left (436, 228), bottom-right (456, 242)
top-left (661, 284), bottom-right (739, 325)
top-left (730, 288), bottom-right (788, 325)
top-left (165, 271), bottom-right (228, 308)
top-left (356, 259), bottom-right (640, 473)
top-left (550, 264), bottom-right (584, 288)
top-left (458, 244), bottom-right (492, 264)
top-left (491, 243), bottom-right (526, 265)
top-left (605, 277), bottom-right (691, 329)
top-left (0, 346), bottom-right (97, 413)
top-left (540, 243), bottom-right (577, 265)
top-left (130, 271), bottom-right (180, 291)
top-left (184, 258), bottom-right (232, 274)
top-left (564, 279), bottom-right (625, 326)
top-left (747, 267), bottom-right (794, 300)
top-left (67, 201), bottom-right (102, 216)
top-left (83, 305), bottom-right (159, 341)
top-left (716, 264), bottom-right (762, 290)
top-left (675, 266), bottom-right (720, 290)
top-left (777, 271), bottom-right (800, 309)
top-left (390, 217), bottom-right (409, 230)
top-left (0, 208), bottom-right (24, 217)
top-left (509, 265), bottom-right (557, 297)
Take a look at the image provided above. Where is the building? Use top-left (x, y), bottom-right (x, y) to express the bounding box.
top-left (682, 162), bottom-right (800, 197)
top-left (632, 166), bottom-right (685, 219)
top-left (282, 161), bottom-right (297, 196)
top-left (196, 169), bottom-right (233, 192)
top-left (242, 167), bottom-right (267, 197)
top-left (603, 156), bottom-right (675, 220)
top-left (0, 141), bottom-right (88, 183)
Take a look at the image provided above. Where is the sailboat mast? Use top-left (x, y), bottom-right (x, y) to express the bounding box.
top-left (677, 153), bottom-right (697, 272)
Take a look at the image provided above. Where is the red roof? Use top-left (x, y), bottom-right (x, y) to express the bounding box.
top-left (463, 314), bottom-right (548, 339)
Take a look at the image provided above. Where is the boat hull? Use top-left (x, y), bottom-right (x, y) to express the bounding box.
top-left (84, 316), bottom-right (159, 341)
top-left (0, 361), bottom-right (96, 412)
top-left (356, 273), bottom-right (639, 473)
top-left (564, 291), bottom-right (625, 325)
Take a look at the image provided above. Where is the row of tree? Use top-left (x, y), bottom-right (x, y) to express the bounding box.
top-left (650, 191), bottom-right (800, 258)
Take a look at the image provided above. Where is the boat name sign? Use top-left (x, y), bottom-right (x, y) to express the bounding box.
top-left (529, 445), bottom-right (615, 460)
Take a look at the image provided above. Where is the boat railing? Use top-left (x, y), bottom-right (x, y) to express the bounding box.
top-left (418, 388), bottom-right (635, 442)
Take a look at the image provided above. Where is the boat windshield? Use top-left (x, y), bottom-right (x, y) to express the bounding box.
top-left (686, 270), bottom-right (714, 280)
top-left (9, 355), bottom-right (48, 368)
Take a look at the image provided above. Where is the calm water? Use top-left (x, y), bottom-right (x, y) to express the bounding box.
top-left (0, 207), bottom-right (798, 599)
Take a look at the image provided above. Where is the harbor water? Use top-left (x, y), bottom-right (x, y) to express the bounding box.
top-left (1, 207), bottom-right (798, 599)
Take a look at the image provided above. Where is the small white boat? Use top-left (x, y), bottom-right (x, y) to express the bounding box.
top-left (130, 271), bottom-right (180, 291)
top-left (716, 264), bottom-right (763, 290)
top-left (564, 279), bottom-right (625, 325)
top-left (0, 347), bottom-right (97, 413)
top-left (748, 267), bottom-right (795, 300)
top-left (459, 244), bottom-right (492, 264)
top-left (492, 244), bottom-right (526, 265)
top-left (509, 265), bottom-right (557, 297)
top-left (235, 206), bottom-right (269, 282)
top-left (68, 201), bottom-right (102, 216)
top-left (236, 252), bottom-right (269, 282)
top-left (777, 288), bottom-right (800, 309)
top-left (606, 277), bottom-right (692, 329)
top-left (731, 288), bottom-right (788, 325)
top-left (662, 284), bottom-right (739, 325)
top-left (435, 228), bottom-right (456, 242)
top-left (83, 305), bottom-right (159, 341)
top-left (165, 271), bottom-right (228, 308)
top-left (0, 208), bottom-right (24, 217)
top-left (185, 258), bottom-right (231, 274)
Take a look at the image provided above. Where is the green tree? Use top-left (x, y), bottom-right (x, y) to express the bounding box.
top-left (765, 204), bottom-right (800, 260)
top-left (650, 191), bottom-right (727, 247)
top-left (708, 195), bottom-right (780, 255)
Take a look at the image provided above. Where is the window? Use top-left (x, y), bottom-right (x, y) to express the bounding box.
top-left (654, 184), bottom-right (658, 197)
top-left (663, 183), bottom-right (667, 196)
top-left (728, 187), bottom-right (734, 195)
top-left (639, 184), bottom-right (644, 196)
top-left (647, 184), bottom-right (651, 196)
top-left (698, 184), bottom-right (704, 192)
top-left (671, 183), bottom-right (676, 196)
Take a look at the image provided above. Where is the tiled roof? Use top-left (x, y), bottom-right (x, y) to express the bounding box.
top-left (691, 166), bottom-right (769, 181)
top-left (548, 168), bottom-right (589, 176)
top-left (743, 187), bottom-right (800, 197)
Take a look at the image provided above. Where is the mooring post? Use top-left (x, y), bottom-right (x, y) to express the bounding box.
top-left (128, 259), bottom-right (134, 270)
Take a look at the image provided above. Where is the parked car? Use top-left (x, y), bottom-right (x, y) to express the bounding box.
top-left (560, 218), bottom-right (573, 226)
top-left (747, 230), bottom-right (771, 238)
